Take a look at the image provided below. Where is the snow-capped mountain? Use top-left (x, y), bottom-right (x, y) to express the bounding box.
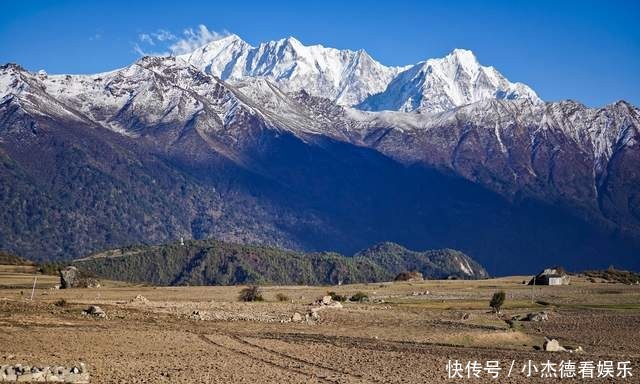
top-left (358, 49), bottom-right (540, 113)
top-left (178, 34), bottom-right (404, 107)
top-left (0, 42), bottom-right (639, 275)
top-left (178, 35), bottom-right (539, 114)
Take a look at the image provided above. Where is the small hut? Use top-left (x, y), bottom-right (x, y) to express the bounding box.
top-left (529, 267), bottom-right (570, 286)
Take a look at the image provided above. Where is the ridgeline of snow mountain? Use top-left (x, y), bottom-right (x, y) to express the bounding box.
top-left (177, 34), bottom-right (539, 113)
top-left (0, 35), bottom-right (639, 276)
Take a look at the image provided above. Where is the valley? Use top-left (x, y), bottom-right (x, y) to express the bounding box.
top-left (1, 265), bottom-right (639, 383)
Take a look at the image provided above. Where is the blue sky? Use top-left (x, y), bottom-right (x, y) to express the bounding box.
top-left (1, 0), bottom-right (638, 107)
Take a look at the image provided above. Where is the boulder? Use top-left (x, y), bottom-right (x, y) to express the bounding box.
top-left (44, 371), bottom-right (63, 382)
top-left (59, 266), bottom-right (100, 289)
top-left (291, 312), bottom-right (303, 322)
top-left (64, 372), bottom-right (90, 384)
top-left (321, 296), bottom-right (332, 305)
top-left (543, 338), bottom-right (566, 352)
top-left (1, 365), bottom-right (17, 382)
top-left (83, 305), bottom-right (106, 318)
top-left (59, 266), bottom-right (79, 289)
top-left (16, 370), bottom-right (46, 382)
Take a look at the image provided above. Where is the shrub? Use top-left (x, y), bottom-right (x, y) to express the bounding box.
top-left (394, 271), bottom-right (424, 281)
top-left (239, 285), bottom-right (263, 302)
top-left (349, 292), bottom-right (368, 302)
top-left (506, 319), bottom-right (522, 331)
top-left (275, 293), bottom-right (290, 302)
top-left (54, 299), bottom-right (67, 307)
top-left (38, 263), bottom-right (62, 275)
top-left (327, 291), bottom-right (347, 302)
top-left (490, 291), bottom-right (506, 313)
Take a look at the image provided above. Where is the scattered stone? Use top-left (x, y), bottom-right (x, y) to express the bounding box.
top-left (312, 296), bottom-right (344, 309)
top-left (543, 338), bottom-right (567, 352)
top-left (189, 310), bottom-right (208, 321)
top-left (130, 295), bottom-right (150, 305)
top-left (1, 364), bottom-right (88, 383)
top-left (569, 346), bottom-right (584, 353)
top-left (525, 312), bottom-right (549, 322)
top-left (83, 305), bottom-right (106, 318)
top-left (301, 295), bottom-right (344, 321)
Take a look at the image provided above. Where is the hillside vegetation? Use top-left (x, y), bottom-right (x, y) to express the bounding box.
top-left (73, 240), bottom-right (488, 286)
top-left (0, 251), bottom-right (33, 265)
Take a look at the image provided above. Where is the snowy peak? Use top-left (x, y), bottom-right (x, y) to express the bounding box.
top-left (437, 48), bottom-right (481, 78)
top-left (178, 34), bottom-right (403, 107)
top-left (177, 34), bottom-right (253, 79)
top-left (179, 36), bottom-right (539, 114)
top-left (359, 48), bottom-right (540, 114)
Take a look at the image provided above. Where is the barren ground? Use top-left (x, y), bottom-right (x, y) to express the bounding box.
top-left (1, 265), bottom-right (639, 383)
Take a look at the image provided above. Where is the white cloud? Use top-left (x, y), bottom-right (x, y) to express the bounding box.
top-left (133, 25), bottom-right (228, 57)
top-left (169, 25), bottom-right (229, 55)
top-left (153, 29), bottom-right (176, 42)
top-left (132, 42), bottom-right (169, 57)
top-left (139, 33), bottom-right (154, 45)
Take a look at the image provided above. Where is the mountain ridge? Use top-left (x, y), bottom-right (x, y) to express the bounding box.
top-left (176, 34), bottom-right (539, 113)
top-left (1, 43), bottom-right (639, 275)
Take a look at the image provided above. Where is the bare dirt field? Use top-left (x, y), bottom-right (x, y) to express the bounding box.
top-left (1, 267), bottom-right (639, 383)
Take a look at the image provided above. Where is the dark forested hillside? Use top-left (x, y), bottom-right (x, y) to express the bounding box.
top-left (73, 240), bottom-right (488, 286)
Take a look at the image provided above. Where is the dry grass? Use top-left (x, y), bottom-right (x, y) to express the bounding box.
top-left (1, 266), bottom-right (639, 383)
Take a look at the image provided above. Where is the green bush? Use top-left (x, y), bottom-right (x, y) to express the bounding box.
top-left (506, 319), bottom-right (522, 331)
top-left (239, 285), bottom-right (263, 302)
top-left (275, 293), bottom-right (290, 302)
top-left (349, 292), bottom-right (368, 302)
top-left (38, 262), bottom-right (64, 275)
top-left (54, 299), bottom-right (67, 307)
top-left (327, 291), bottom-right (348, 302)
top-left (490, 291), bottom-right (506, 313)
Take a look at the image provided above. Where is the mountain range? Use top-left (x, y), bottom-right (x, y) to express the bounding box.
top-left (0, 34), bottom-right (638, 275)
top-left (178, 34), bottom-right (539, 112)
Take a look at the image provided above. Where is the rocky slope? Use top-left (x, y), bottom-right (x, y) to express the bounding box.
top-left (0, 45), bottom-right (639, 275)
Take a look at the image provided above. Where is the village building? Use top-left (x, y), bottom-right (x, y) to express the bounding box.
top-left (529, 267), bottom-right (570, 286)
